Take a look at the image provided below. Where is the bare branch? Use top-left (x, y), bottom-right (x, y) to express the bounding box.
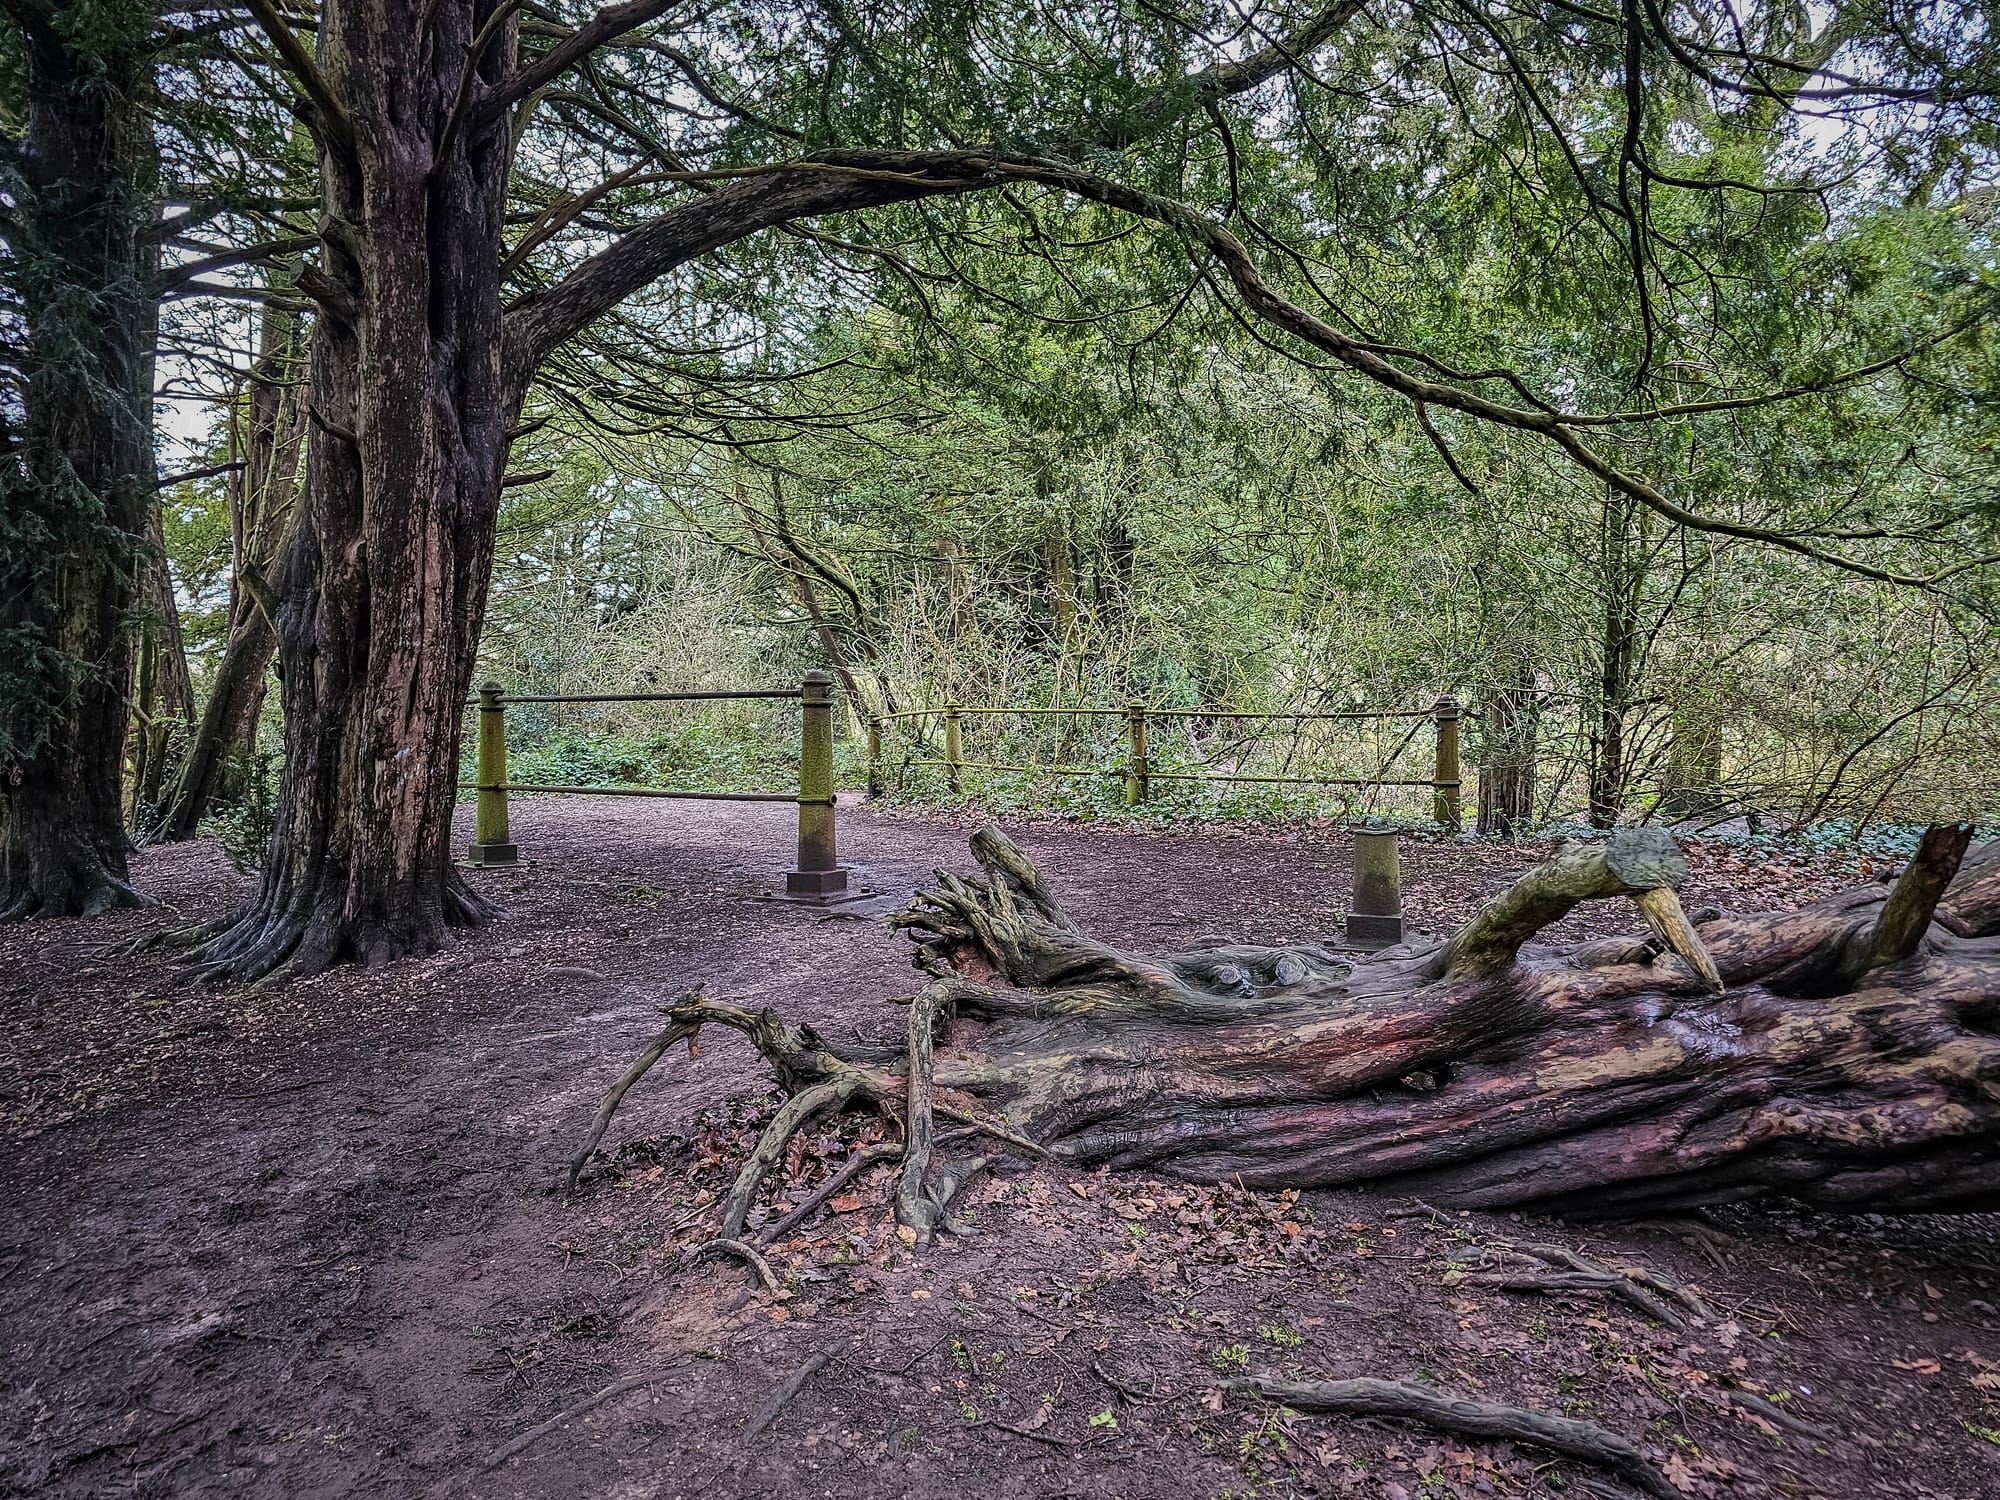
top-left (481, 0), bottom-right (684, 118)
top-left (241, 0), bottom-right (356, 160)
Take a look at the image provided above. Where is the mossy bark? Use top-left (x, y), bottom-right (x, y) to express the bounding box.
top-left (1, 5), bottom-right (157, 919)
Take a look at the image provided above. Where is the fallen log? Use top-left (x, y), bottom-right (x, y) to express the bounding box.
top-left (575, 824), bottom-right (2000, 1235)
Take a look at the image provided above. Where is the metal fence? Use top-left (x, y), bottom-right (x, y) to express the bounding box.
top-left (866, 695), bottom-right (1465, 829)
top-left (460, 670), bottom-right (848, 895)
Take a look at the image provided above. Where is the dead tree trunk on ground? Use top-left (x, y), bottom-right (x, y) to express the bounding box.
top-left (579, 823), bottom-right (2000, 1231)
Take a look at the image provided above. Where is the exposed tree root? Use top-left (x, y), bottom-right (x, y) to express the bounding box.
top-left (740, 1352), bottom-right (830, 1443)
top-left (1229, 1375), bottom-right (1677, 1498)
top-left (720, 1074), bottom-right (872, 1241)
top-left (757, 1143), bottom-right (902, 1244)
top-left (0, 862), bottom-right (151, 923)
top-left (478, 1374), bottom-right (655, 1472)
top-left (566, 998), bottom-right (702, 1191)
top-left (182, 864), bottom-right (494, 985)
top-left (1445, 1239), bottom-right (1717, 1330)
top-left (1720, 1385), bottom-right (1830, 1440)
top-left (572, 826), bottom-right (2000, 1252)
top-left (685, 1237), bottom-right (781, 1292)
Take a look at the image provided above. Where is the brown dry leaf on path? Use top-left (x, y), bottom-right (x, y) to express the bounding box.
top-left (1891, 1357), bottom-right (1942, 1374)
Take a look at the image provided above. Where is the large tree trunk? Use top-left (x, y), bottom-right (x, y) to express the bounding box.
top-left (190, 0), bottom-right (513, 977)
top-left (577, 823), bottom-right (2000, 1231)
top-left (154, 291), bottom-right (309, 841)
top-left (0, 9), bottom-right (156, 918)
top-left (174, 4), bottom-right (1418, 977)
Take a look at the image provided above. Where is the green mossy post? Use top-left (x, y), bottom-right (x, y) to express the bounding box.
top-left (1346, 829), bottom-right (1405, 949)
top-left (468, 682), bottom-right (517, 866)
top-left (1433, 694), bottom-right (1463, 831)
top-left (786, 670), bottom-right (848, 896)
top-left (944, 703), bottom-right (964, 796)
top-left (866, 715), bottom-right (882, 798)
top-left (1124, 700), bottom-right (1150, 805)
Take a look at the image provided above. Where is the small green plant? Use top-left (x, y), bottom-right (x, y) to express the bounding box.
top-left (203, 750), bottom-right (281, 872)
top-left (1213, 1343), bottom-right (1251, 1371)
top-left (1088, 1409), bottom-right (1118, 1430)
top-left (1257, 1324), bottom-right (1302, 1347)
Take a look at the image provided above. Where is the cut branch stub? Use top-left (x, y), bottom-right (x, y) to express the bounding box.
top-left (1872, 822), bottom-right (1975, 967)
top-left (1442, 827), bottom-right (1718, 990)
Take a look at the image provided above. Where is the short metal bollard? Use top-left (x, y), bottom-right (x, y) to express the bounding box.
top-left (786, 669), bottom-right (849, 896)
top-left (1345, 828), bottom-right (1404, 949)
top-left (1432, 694), bottom-right (1463, 831)
top-left (467, 681), bottom-right (519, 866)
top-left (1124, 699), bottom-right (1150, 805)
top-left (943, 702), bottom-right (964, 795)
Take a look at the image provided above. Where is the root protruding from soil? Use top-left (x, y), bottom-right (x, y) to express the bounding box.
top-left (1230, 1375), bottom-right (1677, 1498)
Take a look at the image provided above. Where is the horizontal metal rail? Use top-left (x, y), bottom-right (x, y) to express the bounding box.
top-left (461, 782), bottom-right (816, 803)
top-left (1145, 708), bottom-right (1434, 722)
top-left (1145, 770), bottom-right (1450, 788)
top-left (899, 761), bottom-right (1449, 789)
top-left (877, 705), bottom-right (1124, 721)
top-left (466, 688), bottom-right (802, 706)
top-left (902, 757), bottom-right (1112, 778)
top-left (877, 704), bottom-right (1431, 721)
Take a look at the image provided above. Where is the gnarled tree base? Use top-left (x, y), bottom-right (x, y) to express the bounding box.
top-left (0, 816), bottom-right (150, 922)
top-left (576, 824), bottom-right (2000, 1237)
top-left (186, 863), bottom-right (492, 984)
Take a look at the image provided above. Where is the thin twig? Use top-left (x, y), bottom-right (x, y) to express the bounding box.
top-left (480, 1374), bottom-right (653, 1470)
top-left (741, 1351), bottom-right (830, 1442)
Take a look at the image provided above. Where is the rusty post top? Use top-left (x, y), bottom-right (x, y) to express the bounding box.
top-left (1433, 693), bottom-right (1460, 715)
top-left (479, 680), bottom-right (504, 697)
top-left (801, 668), bottom-right (835, 697)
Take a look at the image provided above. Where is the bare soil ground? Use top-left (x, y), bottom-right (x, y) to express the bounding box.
top-left (2, 800), bottom-right (1997, 1500)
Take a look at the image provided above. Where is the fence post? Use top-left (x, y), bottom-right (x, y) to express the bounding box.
top-left (1432, 693), bottom-right (1462, 832)
top-left (943, 702), bottom-right (963, 795)
top-left (1345, 829), bottom-right (1405, 949)
top-left (468, 681), bottom-right (518, 866)
top-left (1124, 699), bottom-right (1150, 805)
top-left (866, 715), bottom-right (882, 798)
top-left (787, 669), bottom-right (848, 896)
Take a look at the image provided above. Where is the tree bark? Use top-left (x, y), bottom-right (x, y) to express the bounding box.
top-left (191, 0), bottom-right (514, 977)
top-left (1587, 496), bottom-right (1644, 829)
top-left (589, 826), bottom-right (2000, 1221)
top-left (0, 7), bottom-right (157, 918)
top-left (1476, 658), bottom-right (1537, 838)
top-left (154, 291), bottom-right (309, 841)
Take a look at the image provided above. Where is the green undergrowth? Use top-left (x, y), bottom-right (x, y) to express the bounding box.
top-left (455, 722), bottom-right (869, 799)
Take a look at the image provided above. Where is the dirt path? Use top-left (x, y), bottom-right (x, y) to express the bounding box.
top-left (2, 802), bottom-right (1997, 1499)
